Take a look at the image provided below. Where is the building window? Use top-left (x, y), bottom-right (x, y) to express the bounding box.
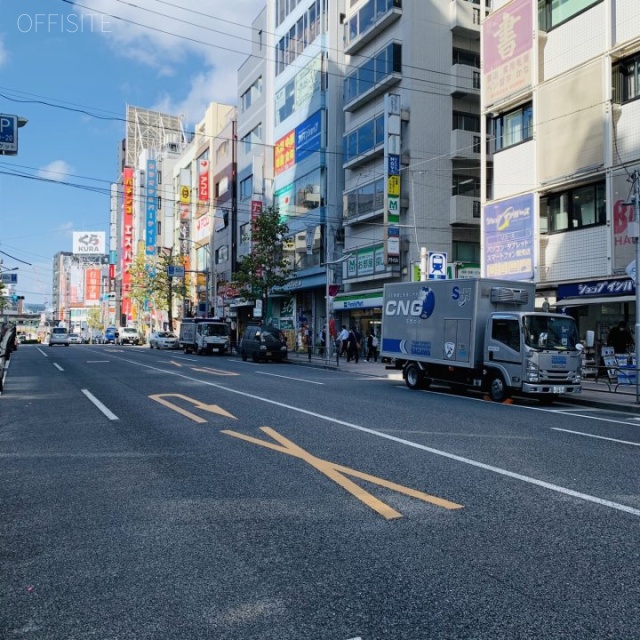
top-left (216, 176), bottom-right (229, 198)
top-left (275, 0), bottom-right (326, 74)
top-left (453, 47), bottom-right (480, 68)
top-left (453, 241), bottom-right (480, 263)
top-left (239, 176), bottom-right (253, 201)
top-left (344, 41), bottom-right (402, 104)
top-left (453, 110), bottom-right (480, 133)
top-left (216, 246), bottom-right (229, 264)
top-left (452, 175), bottom-right (480, 197)
top-left (546, 181), bottom-right (606, 233)
top-left (240, 77), bottom-right (262, 112)
top-left (241, 124), bottom-right (262, 154)
top-left (538, 0), bottom-right (602, 31)
top-left (613, 52), bottom-right (640, 104)
top-left (343, 112), bottom-right (385, 163)
top-left (492, 102), bottom-right (532, 152)
top-left (240, 222), bottom-right (251, 244)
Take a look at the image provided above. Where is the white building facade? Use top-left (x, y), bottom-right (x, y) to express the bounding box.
top-left (482, 0), bottom-right (640, 346)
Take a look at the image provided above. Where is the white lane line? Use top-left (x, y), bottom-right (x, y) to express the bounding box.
top-left (552, 428), bottom-right (640, 447)
top-left (119, 358), bottom-right (640, 518)
top-left (53, 363), bottom-right (64, 371)
top-left (86, 360), bottom-right (110, 363)
top-left (256, 371), bottom-right (324, 385)
top-left (37, 347), bottom-right (48, 357)
top-left (81, 389), bottom-right (119, 421)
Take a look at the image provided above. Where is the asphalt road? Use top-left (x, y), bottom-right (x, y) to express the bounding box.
top-left (2, 344), bottom-right (639, 639)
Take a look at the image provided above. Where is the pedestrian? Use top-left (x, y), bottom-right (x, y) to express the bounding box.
top-left (607, 321), bottom-right (634, 354)
top-left (303, 323), bottom-right (312, 361)
top-left (366, 330), bottom-right (379, 362)
top-left (347, 326), bottom-right (362, 363)
top-left (338, 325), bottom-right (349, 358)
top-left (318, 327), bottom-right (326, 357)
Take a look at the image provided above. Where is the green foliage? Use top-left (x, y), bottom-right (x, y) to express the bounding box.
top-left (87, 307), bottom-right (103, 332)
top-left (232, 206), bottom-right (292, 305)
top-left (126, 250), bottom-right (184, 329)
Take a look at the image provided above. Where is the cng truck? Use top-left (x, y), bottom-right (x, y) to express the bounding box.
top-left (179, 317), bottom-right (231, 355)
top-left (380, 278), bottom-right (583, 403)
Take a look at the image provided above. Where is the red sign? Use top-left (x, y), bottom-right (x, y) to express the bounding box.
top-left (274, 130), bottom-right (295, 176)
top-left (198, 159), bottom-right (209, 202)
top-left (121, 167), bottom-right (134, 320)
top-left (84, 268), bottom-right (101, 302)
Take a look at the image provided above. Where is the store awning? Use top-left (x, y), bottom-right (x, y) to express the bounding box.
top-left (554, 295), bottom-right (636, 308)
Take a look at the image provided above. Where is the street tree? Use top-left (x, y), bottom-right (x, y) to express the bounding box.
top-left (232, 206), bottom-right (291, 316)
top-left (87, 307), bottom-right (103, 342)
top-left (127, 251), bottom-right (184, 330)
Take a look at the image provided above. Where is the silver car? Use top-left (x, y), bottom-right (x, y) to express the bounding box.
top-left (49, 327), bottom-right (70, 347)
top-left (149, 331), bottom-right (179, 350)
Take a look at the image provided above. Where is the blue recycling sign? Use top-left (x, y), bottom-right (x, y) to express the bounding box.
top-left (0, 114), bottom-right (18, 154)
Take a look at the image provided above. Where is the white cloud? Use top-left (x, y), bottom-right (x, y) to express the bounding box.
top-left (82, 0), bottom-right (264, 115)
top-left (38, 160), bottom-right (75, 182)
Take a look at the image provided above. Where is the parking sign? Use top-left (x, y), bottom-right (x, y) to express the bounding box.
top-left (0, 114), bottom-right (18, 154)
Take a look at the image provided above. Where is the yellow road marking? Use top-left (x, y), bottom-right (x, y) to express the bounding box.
top-left (191, 367), bottom-right (239, 376)
top-left (221, 426), bottom-right (462, 520)
top-left (149, 393), bottom-right (237, 423)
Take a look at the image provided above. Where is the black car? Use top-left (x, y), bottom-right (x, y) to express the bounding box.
top-left (239, 324), bottom-right (288, 362)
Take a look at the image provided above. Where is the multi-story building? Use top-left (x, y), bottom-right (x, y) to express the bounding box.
top-left (235, 6), bottom-right (274, 341)
top-left (482, 0), bottom-right (640, 347)
top-left (269, 0), bottom-right (346, 347)
top-left (338, 0), bottom-right (490, 338)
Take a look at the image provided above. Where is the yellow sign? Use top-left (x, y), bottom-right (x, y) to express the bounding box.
top-left (180, 185), bottom-right (191, 204)
top-left (387, 175), bottom-right (400, 196)
top-left (222, 427), bottom-right (462, 520)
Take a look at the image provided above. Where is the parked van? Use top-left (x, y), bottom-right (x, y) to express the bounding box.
top-left (239, 324), bottom-right (288, 362)
top-left (104, 327), bottom-right (118, 344)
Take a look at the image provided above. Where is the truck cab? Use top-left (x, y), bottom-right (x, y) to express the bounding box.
top-left (179, 318), bottom-right (230, 355)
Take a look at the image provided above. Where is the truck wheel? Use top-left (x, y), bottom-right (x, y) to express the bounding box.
top-left (252, 352), bottom-right (260, 363)
top-left (405, 363), bottom-right (423, 390)
top-left (241, 350), bottom-right (248, 361)
top-left (488, 374), bottom-right (509, 402)
top-left (183, 346), bottom-right (190, 354)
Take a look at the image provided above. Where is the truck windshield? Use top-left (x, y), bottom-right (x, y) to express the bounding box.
top-left (202, 324), bottom-right (229, 337)
top-left (523, 315), bottom-right (579, 350)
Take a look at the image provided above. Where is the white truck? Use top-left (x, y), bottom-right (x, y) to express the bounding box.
top-left (179, 318), bottom-right (231, 355)
top-left (380, 278), bottom-right (583, 403)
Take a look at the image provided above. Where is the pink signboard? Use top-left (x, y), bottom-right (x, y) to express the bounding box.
top-left (482, 0), bottom-right (532, 106)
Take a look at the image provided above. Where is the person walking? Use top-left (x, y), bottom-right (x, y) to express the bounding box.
top-left (347, 326), bottom-right (362, 363)
top-left (366, 330), bottom-right (379, 362)
top-left (608, 320), bottom-right (634, 354)
top-left (338, 325), bottom-right (349, 358)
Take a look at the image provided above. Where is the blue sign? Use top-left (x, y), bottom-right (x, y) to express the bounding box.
top-left (1, 272), bottom-right (18, 284)
top-left (388, 154), bottom-right (400, 176)
top-left (0, 114), bottom-right (18, 154)
top-left (295, 110), bottom-right (322, 163)
top-left (482, 193), bottom-right (534, 280)
top-left (167, 265), bottom-right (185, 278)
top-left (557, 278), bottom-right (635, 300)
top-left (146, 160), bottom-right (157, 257)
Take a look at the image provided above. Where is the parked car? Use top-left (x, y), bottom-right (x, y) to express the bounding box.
top-left (49, 327), bottom-right (70, 347)
top-left (68, 333), bottom-right (83, 344)
top-left (239, 324), bottom-right (288, 362)
top-left (117, 327), bottom-right (141, 345)
top-left (149, 331), bottom-right (180, 350)
top-left (104, 327), bottom-right (118, 344)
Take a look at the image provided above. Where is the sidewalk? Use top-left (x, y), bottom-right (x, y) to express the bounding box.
top-left (285, 349), bottom-right (640, 414)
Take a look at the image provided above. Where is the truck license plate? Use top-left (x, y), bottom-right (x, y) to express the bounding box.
top-left (552, 386), bottom-right (566, 394)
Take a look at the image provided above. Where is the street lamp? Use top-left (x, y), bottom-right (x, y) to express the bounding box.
top-left (322, 253), bottom-right (352, 364)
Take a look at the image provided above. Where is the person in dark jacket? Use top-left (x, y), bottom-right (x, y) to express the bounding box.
top-left (607, 321), bottom-right (634, 354)
top-left (347, 326), bottom-right (361, 363)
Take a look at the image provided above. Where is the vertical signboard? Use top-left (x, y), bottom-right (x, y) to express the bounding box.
top-left (198, 159), bottom-right (209, 202)
top-left (85, 268), bottom-right (101, 303)
top-left (482, 193), bottom-right (534, 280)
top-left (251, 200), bottom-right (263, 278)
top-left (612, 167), bottom-right (638, 274)
top-left (384, 93), bottom-right (401, 266)
top-left (146, 159), bottom-right (157, 258)
top-left (121, 167), bottom-right (134, 320)
top-left (482, 0), bottom-right (533, 107)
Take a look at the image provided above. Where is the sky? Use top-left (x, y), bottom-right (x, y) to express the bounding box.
top-left (0, 0), bottom-right (265, 305)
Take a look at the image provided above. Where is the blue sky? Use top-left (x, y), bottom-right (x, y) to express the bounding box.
top-left (0, 0), bottom-right (264, 304)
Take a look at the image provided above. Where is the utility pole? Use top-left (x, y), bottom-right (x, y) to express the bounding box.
top-left (631, 170), bottom-right (640, 403)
